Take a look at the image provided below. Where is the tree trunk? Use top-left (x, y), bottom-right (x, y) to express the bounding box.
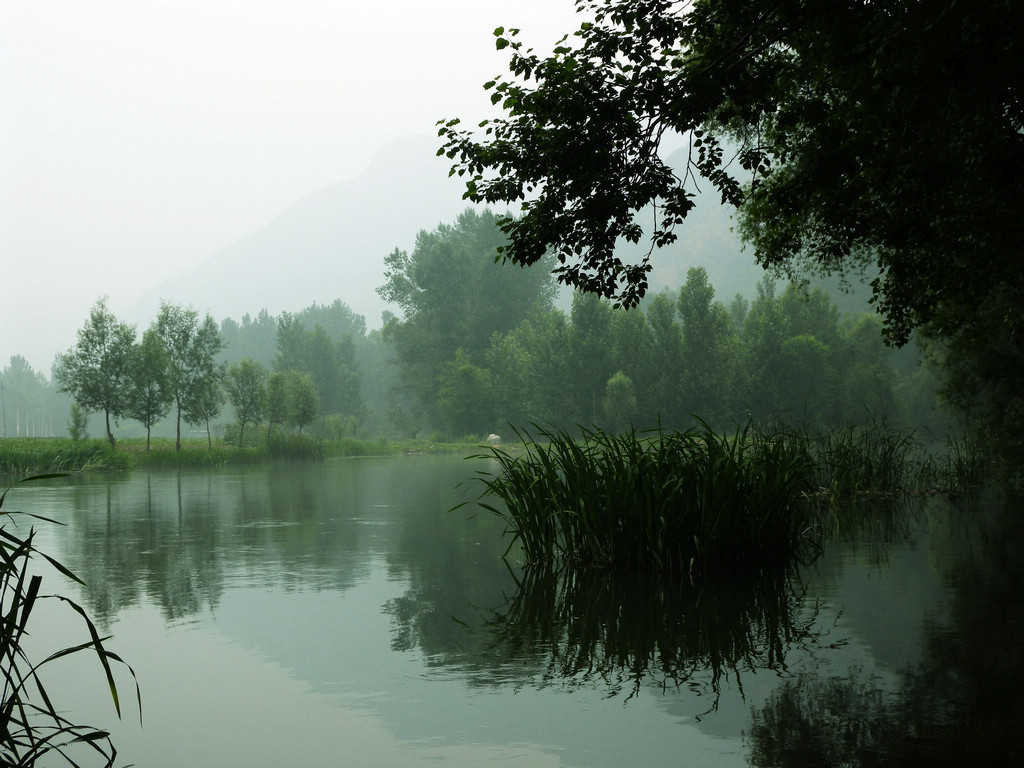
top-left (175, 399), bottom-right (182, 452)
top-left (104, 409), bottom-right (115, 449)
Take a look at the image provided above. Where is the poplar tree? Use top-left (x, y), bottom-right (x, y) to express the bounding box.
top-left (125, 329), bottom-right (173, 451)
top-left (152, 302), bottom-right (224, 451)
top-left (54, 297), bottom-right (135, 448)
top-left (225, 359), bottom-right (267, 449)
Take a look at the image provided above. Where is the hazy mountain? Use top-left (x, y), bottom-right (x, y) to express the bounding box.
top-left (126, 135), bottom-right (476, 330)
top-left (645, 147), bottom-right (874, 311)
top-left (126, 137), bottom-right (862, 333)
top-left (644, 183), bottom-right (761, 302)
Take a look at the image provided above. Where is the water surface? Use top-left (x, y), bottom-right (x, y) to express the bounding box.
top-left (15, 455), bottom-right (1021, 767)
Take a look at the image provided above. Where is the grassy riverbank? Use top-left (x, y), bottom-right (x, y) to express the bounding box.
top-left (0, 439), bottom-right (130, 476)
top-left (0, 435), bottom-right (486, 477)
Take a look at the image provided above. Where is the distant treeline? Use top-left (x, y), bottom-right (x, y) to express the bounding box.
top-left (375, 210), bottom-right (948, 440)
top-left (1, 209), bottom-right (951, 446)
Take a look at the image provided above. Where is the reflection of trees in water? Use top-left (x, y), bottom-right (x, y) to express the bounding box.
top-left (386, 489), bottom-right (1021, 765)
top-left (748, 490), bottom-right (1024, 767)
top-left (55, 457), bottom-right (501, 628)
top-left (59, 466), bottom-right (391, 626)
top-left (748, 671), bottom-right (956, 767)
top-left (63, 473), bottom-right (228, 626)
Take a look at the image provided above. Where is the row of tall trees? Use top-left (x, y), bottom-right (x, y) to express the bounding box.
top-left (457, 277), bottom-right (921, 437)
top-left (218, 301), bottom-right (367, 429)
top-left (50, 297), bottom-right (368, 448)
top-left (0, 356), bottom-right (70, 438)
top-left (218, 299), bottom-right (366, 370)
top-left (224, 362), bottom-right (321, 448)
top-left (273, 314), bottom-right (361, 419)
top-left (19, 209), bottom-right (947, 446)
top-left (54, 299), bottom-right (223, 450)
top-left (377, 210), bottom-right (942, 439)
top-left (377, 209), bottom-right (559, 436)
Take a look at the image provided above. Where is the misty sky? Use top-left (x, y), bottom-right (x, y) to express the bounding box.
top-left (1, 0), bottom-right (581, 372)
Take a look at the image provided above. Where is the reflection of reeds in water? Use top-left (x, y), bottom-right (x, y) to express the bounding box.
top-left (826, 495), bottom-right (922, 569)
top-left (483, 564), bottom-right (825, 704)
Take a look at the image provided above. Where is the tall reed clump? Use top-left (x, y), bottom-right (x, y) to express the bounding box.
top-left (0, 476), bottom-right (140, 767)
top-left (0, 440), bottom-right (128, 477)
top-left (472, 422), bottom-right (820, 574)
top-left (266, 434), bottom-right (325, 461)
top-left (132, 443), bottom-right (268, 469)
top-left (810, 420), bottom-right (924, 496)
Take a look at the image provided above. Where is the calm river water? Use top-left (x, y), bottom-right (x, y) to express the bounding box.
top-left (13, 455), bottom-right (1023, 767)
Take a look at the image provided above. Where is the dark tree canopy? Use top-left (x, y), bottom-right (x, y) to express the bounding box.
top-left (439, 0), bottom-right (1024, 348)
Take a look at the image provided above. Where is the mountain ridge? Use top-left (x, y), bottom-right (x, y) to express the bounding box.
top-left (126, 138), bottom-right (820, 332)
top-left (125, 135), bottom-right (477, 330)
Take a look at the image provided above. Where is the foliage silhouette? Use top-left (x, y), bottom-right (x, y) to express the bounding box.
top-left (0, 476), bottom-right (139, 767)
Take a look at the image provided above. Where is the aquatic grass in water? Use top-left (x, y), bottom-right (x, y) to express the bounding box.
top-left (128, 435), bottom-right (359, 467)
top-left (472, 422), bottom-right (820, 574)
top-left (471, 420), bottom-right (988, 575)
top-left (808, 421), bottom-right (989, 497)
top-left (128, 435), bottom-right (323, 467)
top-left (266, 434), bottom-right (325, 461)
top-left (924, 433), bottom-right (990, 493)
top-left (132, 443), bottom-right (268, 469)
top-left (811, 420), bottom-right (921, 496)
top-left (3, 435), bottom-right (538, 477)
